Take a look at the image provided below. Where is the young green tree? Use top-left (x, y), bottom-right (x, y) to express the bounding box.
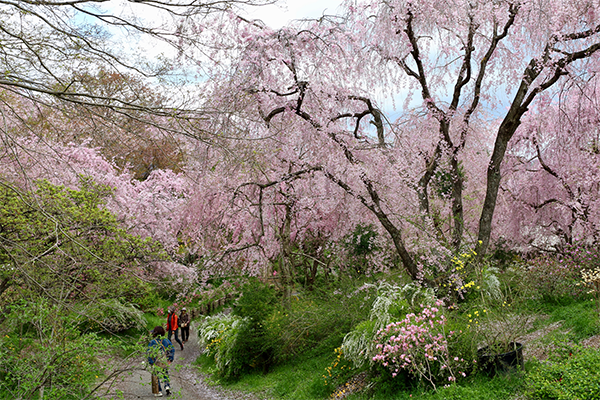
top-left (0, 176), bottom-right (165, 314)
top-left (0, 176), bottom-right (168, 398)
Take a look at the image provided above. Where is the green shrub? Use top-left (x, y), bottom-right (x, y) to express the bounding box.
top-left (342, 320), bottom-right (378, 369)
top-left (197, 279), bottom-right (278, 380)
top-left (0, 301), bottom-right (111, 399)
top-left (233, 278), bottom-right (278, 322)
top-left (270, 283), bottom-right (374, 362)
top-left (340, 282), bottom-right (433, 370)
top-left (197, 312), bottom-right (249, 379)
top-left (231, 279), bottom-right (279, 375)
top-left (517, 255), bottom-right (587, 304)
top-left (132, 286), bottom-right (162, 312)
top-left (343, 224), bottom-right (381, 275)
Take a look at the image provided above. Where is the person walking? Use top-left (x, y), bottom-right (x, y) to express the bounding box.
top-left (166, 307), bottom-right (184, 350)
top-left (147, 326), bottom-right (174, 397)
top-left (179, 307), bottom-right (190, 343)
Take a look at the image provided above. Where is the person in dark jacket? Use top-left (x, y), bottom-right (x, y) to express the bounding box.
top-left (147, 326), bottom-right (174, 397)
top-left (179, 307), bottom-right (190, 343)
top-left (166, 307), bottom-right (184, 351)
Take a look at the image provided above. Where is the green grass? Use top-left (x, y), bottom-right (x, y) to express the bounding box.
top-left (190, 270), bottom-right (600, 400)
top-left (545, 300), bottom-right (600, 340)
top-left (204, 354), bottom-right (529, 400)
top-left (144, 312), bottom-right (166, 330)
top-left (347, 370), bottom-right (527, 400)
top-left (205, 351), bottom-right (334, 400)
top-left (206, 297), bottom-right (598, 399)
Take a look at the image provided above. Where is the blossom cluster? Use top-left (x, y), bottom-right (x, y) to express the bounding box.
top-left (372, 300), bottom-right (465, 387)
top-left (323, 346), bottom-right (354, 388)
top-left (442, 249), bottom-right (478, 295)
top-left (580, 267), bottom-right (600, 312)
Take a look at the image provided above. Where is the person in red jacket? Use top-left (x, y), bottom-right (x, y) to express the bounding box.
top-left (166, 307), bottom-right (184, 351)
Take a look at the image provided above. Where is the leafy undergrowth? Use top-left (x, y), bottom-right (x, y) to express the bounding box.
top-left (191, 252), bottom-right (600, 400)
top-left (545, 300), bottom-right (600, 340)
top-left (198, 353), bottom-right (530, 400)
top-left (348, 370), bottom-right (528, 400)
top-left (195, 305), bottom-right (600, 399)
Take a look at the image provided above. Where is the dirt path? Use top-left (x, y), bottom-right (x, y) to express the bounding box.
top-left (97, 328), bottom-right (259, 400)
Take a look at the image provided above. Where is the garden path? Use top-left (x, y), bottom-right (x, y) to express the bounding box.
top-left (97, 328), bottom-right (260, 400)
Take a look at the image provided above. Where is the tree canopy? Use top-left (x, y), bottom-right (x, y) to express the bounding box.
top-left (2, 0), bottom-right (600, 289)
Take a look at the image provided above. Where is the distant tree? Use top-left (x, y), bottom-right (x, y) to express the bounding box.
top-left (499, 78), bottom-right (600, 249)
top-left (0, 0), bottom-right (275, 112)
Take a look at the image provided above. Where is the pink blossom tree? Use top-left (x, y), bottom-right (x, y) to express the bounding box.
top-left (499, 75), bottom-right (600, 249)
top-left (180, 0), bottom-right (600, 282)
top-left (4, 0), bottom-right (600, 290)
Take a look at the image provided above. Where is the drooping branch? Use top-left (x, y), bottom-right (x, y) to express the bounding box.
top-left (476, 24), bottom-right (600, 256)
top-left (259, 82), bottom-right (422, 279)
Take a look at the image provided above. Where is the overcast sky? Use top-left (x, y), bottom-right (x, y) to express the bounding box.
top-left (244, 0), bottom-right (343, 28)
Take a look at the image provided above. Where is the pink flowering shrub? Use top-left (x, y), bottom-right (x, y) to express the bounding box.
top-left (372, 300), bottom-right (465, 389)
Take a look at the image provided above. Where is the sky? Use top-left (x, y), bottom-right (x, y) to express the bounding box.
top-left (103, 0), bottom-right (344, 60)
top-left (243, 0), bottom-right (343, 28)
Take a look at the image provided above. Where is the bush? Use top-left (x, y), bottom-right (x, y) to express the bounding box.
top-left (0, 301), bottom-right (110, 399)
top-left (197, 312), bottom-right (249, 379)
top-left (197, 279), bottom-right (278, 380)
top-left (269, 284), bottom-right (372, 362)
top-left (372, 300), bottom-right (467, 389)
top-left (340, 281), bottom-right (435, 370)
top-left (231, 279), bottom-right (278, 375)
top-left (518, 254), bottom-right (586, 304)
top-left (79, 298), bottom-right (146, 333)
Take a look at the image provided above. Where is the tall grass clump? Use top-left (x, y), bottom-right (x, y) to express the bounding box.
top-left (271, 281), bottom-right (375, 362)
top-left (341, 282), bottom-right (435, 370)
top-left (197, 312), bottom-right (249, 379)
top-left (196, 278), bottom-right (277, 380)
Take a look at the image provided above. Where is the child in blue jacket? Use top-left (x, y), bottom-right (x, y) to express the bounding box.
top-left (147, 326), bottom-right (174, 397)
